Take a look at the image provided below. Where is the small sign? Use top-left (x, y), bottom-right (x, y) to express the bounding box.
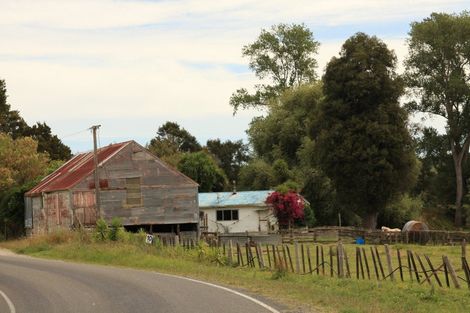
top-left (145, 234), bottom-right (154, 244)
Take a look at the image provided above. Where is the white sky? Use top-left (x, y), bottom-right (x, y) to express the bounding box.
top-left (0, 0), bottom-right (465, 153)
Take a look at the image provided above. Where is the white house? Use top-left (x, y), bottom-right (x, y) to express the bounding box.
top-left (198, 190), bottom-right (277, 234)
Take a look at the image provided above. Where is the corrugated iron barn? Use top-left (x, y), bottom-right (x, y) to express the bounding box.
top-left (24, 140), bottom-right (199, 235)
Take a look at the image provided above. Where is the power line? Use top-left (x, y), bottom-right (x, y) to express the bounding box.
top-left (60, 127), bottom-right (90, 140)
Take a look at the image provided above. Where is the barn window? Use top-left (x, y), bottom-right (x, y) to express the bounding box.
top-left (216, 209), bottom-right (238, 221)
top-left (126, 177), bottom-right (142, 206)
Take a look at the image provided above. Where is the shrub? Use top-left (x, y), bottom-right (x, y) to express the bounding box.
top-left (266, 191), bottom-right (305, 228)
top-left (94, 218), bottom-right (108, 241)
top-left (108, 217), bottom-right (123, 241)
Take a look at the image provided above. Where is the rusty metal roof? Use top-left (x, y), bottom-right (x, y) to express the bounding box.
top-left (26, 141), bottom-right (131, 196)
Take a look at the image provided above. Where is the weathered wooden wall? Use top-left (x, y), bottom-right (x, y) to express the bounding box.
top-left (72, 191), bottom-right (96, 226)
top-left (26, 191), bottom-right (72, 234)
top-left (73, 142), bottom-right (198, 227)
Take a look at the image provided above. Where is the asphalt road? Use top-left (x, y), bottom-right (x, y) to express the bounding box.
top-left (0, 252), bottom-right (279, 313)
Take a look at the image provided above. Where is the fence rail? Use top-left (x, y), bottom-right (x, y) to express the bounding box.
top-left (280, 226), bottom-right (470, 245)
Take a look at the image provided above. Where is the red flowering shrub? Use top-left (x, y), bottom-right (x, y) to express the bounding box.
top-left (266, 191), bottom-right (305, 228)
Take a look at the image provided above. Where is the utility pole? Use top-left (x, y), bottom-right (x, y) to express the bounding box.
top-left (91, 125), bottom-right (101, 219)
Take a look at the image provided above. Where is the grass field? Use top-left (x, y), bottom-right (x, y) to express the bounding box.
top-left (1, 231), bottom-right (470, 313)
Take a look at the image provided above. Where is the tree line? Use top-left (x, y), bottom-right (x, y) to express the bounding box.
top-left (0, 79), bottom-right (70, 238)
top-left (1, 11), bottom-right (470, 234)
top-left (228, 12), bottom-right (470, 230)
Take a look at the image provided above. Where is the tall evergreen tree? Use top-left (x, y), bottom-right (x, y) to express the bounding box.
top-left (24, 122), bottom-right (72, 160)
top-left (315, 33), bottom-right (418, 229)
top-left (148, 121), bottom-right (201, 158)
top-left (1, 79), bottom-right (71, 160)
top-left (0, 79), bottom-right (29, 138)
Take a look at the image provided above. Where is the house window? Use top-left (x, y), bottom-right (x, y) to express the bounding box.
top-left (216, 209), bottom-right (239, 221)
top-left (126, 177), bottom-right (142, 206)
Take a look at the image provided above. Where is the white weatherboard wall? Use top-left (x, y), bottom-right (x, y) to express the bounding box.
top-left (201, 206), bottom-right (277, 233)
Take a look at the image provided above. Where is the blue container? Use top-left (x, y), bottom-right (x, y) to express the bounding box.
top-left (355, 237), bottom-right (365, 245)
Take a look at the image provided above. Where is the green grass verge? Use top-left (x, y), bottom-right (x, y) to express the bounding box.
top-left (1, 233), bottom-right (470, 313)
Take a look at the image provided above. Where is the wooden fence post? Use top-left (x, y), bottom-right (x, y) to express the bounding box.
top-left (407, 250), bottom-right (413, 282)
top-left (307, 245), bottom-right (313, 274)
top-left (282, 245), bottom-right (288, 270)
top-left (416, 253), bottom-right (432, 286)
top-left (275, 245), bottom-right (281, 268)
top-left (408, 250), bottom-right (420, 283)
top-left (294, 242), bottom-right (300, 274)
top-left (374, 246), bottom-right (385, 280)
top-left (462, 256), bottom-right (470, 289)
top-left (356, 247), bottom-right (360, 279)
top-left (286, 245), bottom-right (294, 272)
top-left (236, 243), bottom-right (243, 266)
top-left (245, 243), bottom-right (251, 267)
top-left (266, 244), bottom-right (272, 269)
top-left (316, 245), bottom-right (320, 275)
top-left (272, 244), bottom-right (277, 268)
top-left (361, 248), bottom-right (370, 280)
top-left (397, 249), bottom-right (404, 282)
top-left (228, 240), bottom-right (233, 265)
top-left (338, 242), bottom-right (344, 278)
top-left (384, 245), bottom-right (394, 281)
top-left (344, 247), bottom-right (351, 278)
top-left (301, 244), bottom-right (306, 274)
top-left (256, 244), bottom-right (264, 269)
top-left (443, 256), bottom-right (450, 287)
top-left (462, 239), bottom-right (467, 271)
top-left (329, 246), bottom-right (334, 277)
top-left (425, 254), bottom-right (442, 287)
top-left (370, 246), bottom-right (379, 280)
top-left (443, 255), bottom-right (460, 289)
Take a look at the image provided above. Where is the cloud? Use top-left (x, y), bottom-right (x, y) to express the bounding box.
top-left (0, 0), bottom-right (465, 151)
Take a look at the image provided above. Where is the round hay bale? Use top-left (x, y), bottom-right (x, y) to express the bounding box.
top-left (402, 220), bottom-right (429, 232)
top-left (402, 220), bottom-right (430, 244)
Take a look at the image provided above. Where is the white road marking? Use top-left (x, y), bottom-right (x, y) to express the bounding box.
top-left (0, 290), bottom-right (16, 313)
top-left (156, 272), bottom-right (281, 313)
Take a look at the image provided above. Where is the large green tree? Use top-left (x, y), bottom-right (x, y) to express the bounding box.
top-left (0, 133), bottom-right (50, 238)
top-left (0, 133), bottom-right (49, 190)
top-left (405, 12), bottom-right (470, 226)
top-left (315, 33), bottom-right (418, 229)
top-left (247, 83), bottom-right (322, 165)
top-left (241, 83), bottom-right (340, 225)
top-left (206, 139), bottom-right (250, 184)
top-left (177, 151), bottom-right (227, 192)
top-left (148, 121), bottom-right (201, 158)
top-left (147, 121), bottom-right (202, 168)
top-left (230, 23), bottom-right (319, 113)
top-left (238, 159), bottom-right (276, 191)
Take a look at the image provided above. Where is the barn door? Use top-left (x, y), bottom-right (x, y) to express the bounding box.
top-left (72, 191), bottom-right (97, 227)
